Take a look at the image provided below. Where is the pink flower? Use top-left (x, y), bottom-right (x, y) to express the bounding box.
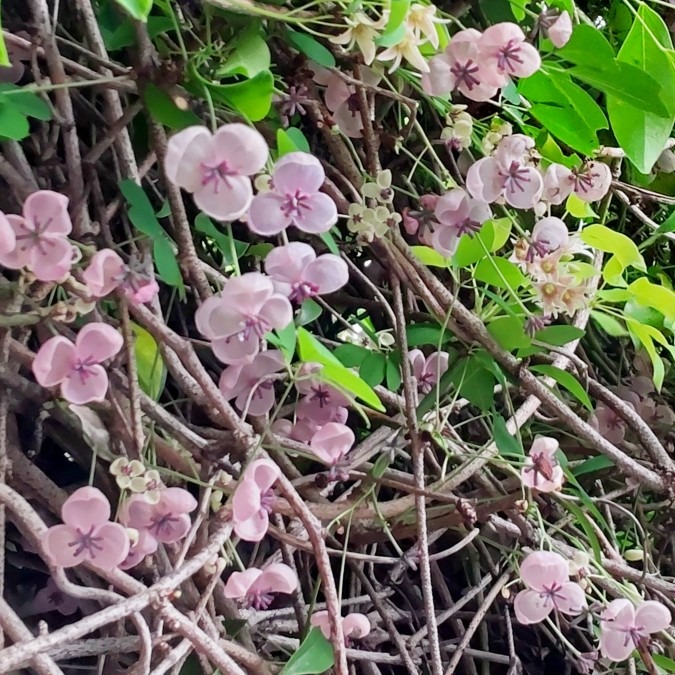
top-left (478, 23), bottom-right (541, 87)
top-left (513, 551), bottom-right (587, 624)
top-left (247, 153), bottom-right (338, 236)
top-left (224, 563), bottom-right (298, 609)
top-left (600, 599), bottom-right (670, 662)
top-left (41, 486), bottom-right (130, 570)
top-left (528, 217), bottom-right (569, 260)
top-left (409, 349), bottom-right (449, 394)
top-left (589, 402), bottom-right (629, 445)
top-left (195, 272), bottom-right (293, 365)
top-left (542, 162), bottom-right (612, 204)
top-left (310, 422), bottom-right (354, 468)
top-left (296, 363), bottom-right (351, 424)
top-left (521, 436), bottom-right (564, 492)
top-left (0, 190), bottom-right (73, 282)
top-left (422, 29), bottom-right (499, 102)
top-left (310, 611), bottom-right (371, 641)
top-left (219, 349), bottom-right (285, 416)
top-left (32, 323), bottom-right (123, 405)
top-left (164, 124), bottom-right (268, 221)
top-left (430, 189), bottom-right (492, 257)
top-left (232, 458), bottom-right (280, 542)
top-left (83, 249), bottom-right (159, 305)
top-left (28, 577), bottom-right (82, 616)
top-left (124, 487), bottom-right (197, 544)
top-left (467, 135), bottom-right (543, 209)
top-left (548, 11), bottom-right (573, 48)
top-left (119, 530), bottom-right (158, 570)
top-left (264, 242), bottom-right (349, 303)
top-left (0, 212), bottom-right (16, 256)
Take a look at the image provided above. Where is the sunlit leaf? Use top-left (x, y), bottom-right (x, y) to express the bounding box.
top-left (131, 322), bottom-right (166, 400)
top-left (530, 364), bottom-right (593, 410)
top-left (113, 0), bottom-right (153, 21)
top-left (280, 628), bottom-right (335, 675)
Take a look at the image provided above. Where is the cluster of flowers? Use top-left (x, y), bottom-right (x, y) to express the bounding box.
top-left (514, 550), bottom-right (671, 663)
top-left (346, 170), bottom-right (402, 243)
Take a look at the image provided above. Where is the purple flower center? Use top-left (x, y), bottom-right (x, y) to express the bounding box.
top-left (15, 217), bottom-right (56, 255)
top-left (497, 39), bottom-right (524, 73)
top-left (572, 166), bottom-right (599, 195)
top-left (246, 589), bottom-right (275, 610)
top-left (418, 371), bottom-right (435, 394)
top-left (48, 590), bottom-right (65, 607)
top-left (456, 217), bottom-right (481, 237)
top-left (526, 237), bottom-right (554, 262)
top-left (68, 525), bottom-right (105, 559)
top-left (252, 379), bottom-right (274, 400)
top-left (310, 384), bottom-right (332, 407)
top-left (201, 161), bottom-right (238, 193)
top-left (149, 511), bottom-right (180, 537)
top-left (260, 488), bottom-right (276, 514)
top-left (280, 189), bottom-right (312, 221)
top-left (71, 356), bottom-right (98, 385)
top-left (229, 315), bottom-right (271, 344)
top-left (500, 160), bottom-right (532, 195)
top-left (450, 59), bottom-right (481, 91)
top-left (290, 280), bottom-right (319, 303)
top-left (114, 256), bottom-right (154, 295)
top-left (540, 581), bottom-right (567, 608)
top-left (346, 92), bottom-right (360, 117)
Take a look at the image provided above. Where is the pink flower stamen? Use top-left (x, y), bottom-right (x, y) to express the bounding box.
top-left (280, 190), bottom-right (312, 219)
top-left (497, 39), bottom-right (525, 73)
top-left (500, 161), bottom-right (532, 194)
top-left (201, 161), bottom-right (238, 193)
top-left (69, 525), bottom-right (105, 559)
top-left (450, 60), bottom-right (481, 91)
top-left (149, 512), bottom-right (181, 538)
top-left (247, 590), bottom-right (275, 610)
top-left (260, 489), bottom-right (276, 514)
top-left (290, 280), bottom-right (320, 303)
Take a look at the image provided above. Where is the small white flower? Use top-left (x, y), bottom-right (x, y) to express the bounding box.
top-left (329, 11), bottom-right (388, 65)
top-left (377, 331), bottom-right (396, 349)
top-left (254, 174), bottom-right (273, 192)
top-left (362, 170), bottom-right (394, 203)
top-left (567, 550), bottom-right (590, 576)
top-left (406, 3), bottom-right (445, 49)
top-left (210, 490), bottom-right (224, 513)
top-left (129, 468), bottom-right (163, 504)
top-left (337, 323), bottom-right (377, 349)
top-left (110, 457), bottom-right (146, 490)
top-left (377, 27), bottom-right (430, 73)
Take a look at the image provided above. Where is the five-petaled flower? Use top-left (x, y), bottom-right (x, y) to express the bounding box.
top-left (409, 349), bottom-right (449, 394)
top-left (248, 152), bottom-right (338, 236)
top-left (32, 323), bottom-right (123, 405)
top-left (0, 190), bottom-right (74, 282)
top-left (232, 458), bottom-right (280, 541)
top-left (599, 599), bottom-right (671, 662)
top-left (514, 550), bottom-right (587, 624)
top-left (41, 486), bottom-right (130, 570)
top-left (223, 563), bottom-right (298, 610)
top-left (311, 611), bottom-right (371, 643)
top-left (264, 242), bottom-right (349, 303)
top-left (521, 436), bottom-right (564, 493)
top-left (165, 124), bottom-right (269, 222)
top-left (195, 272), bottom-right (293, 365)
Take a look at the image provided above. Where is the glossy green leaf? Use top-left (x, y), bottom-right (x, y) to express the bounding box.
top-left (120, 180), bottom-right (165, 238)
top-left (277, 128), bottom-right (310, 155)
top-left (359, 351), bottom-right (387, 387)
top-left (207, 70), bottom-right (274, 121)
top-left (152, 237), bottom-right (183, 290)
top-left (113, 0), bottom-right (153, 21)
top-left (378, 0), bottom-right (410, 45)
top-left (296, 299), bottom-right (322, 326)
top-left (530, 364), bottom-right (593, 410)
top-left (493, 414), bottom-right (524, 457)
top-left (410, 245), bottom-right (447, 268)
top-left (0, 103), bottom-right (28, 140)
top-left (534, 325), bottom-right (585, 346)
top-left (386, 352), bottom-right (402, 391)
top-left (652, 654), bottom-right (675, 673)
top-left (143, 83), bottom-right (200, 130)
top-left (449, 357), bottom-right (496, 412)
top-left (608, 4), bottom-right (675, 172)
top-left (628, 278), bottom-right (675, 321)
top-left (407, 324), bottom-right (451, 347)
top-left (557, 24), bottom-right (615, 64)
top-left (218, 29), bottom-right (271, 78)
top-left (580, 224), bottom-right (646, 271)
top-left (333, 343), bottom-right (371, 367)
top-left (287, 30), bottom-right (335, 68)
top-left (474, 256), bottom-right (527, 290)
top-left (452, 218), bottom-right (512, 267)
top-left (487, 316), bottom-right (531, 350)
top-left (131, 322), bottom-right (166, 400)
top-left (572, 454), bottom-right (615, 477)
top-left (280, 628), bottom-right (335, 675)
top-left (0, 84), bottom-right (51, 120)
top-left (269, 322), bottom-right (296, 361)
top-left (319, 230), bottom-right (340, 256)
top-left (591, 310), bottom-right (628, 337)
top-left (627, 320), bottom-right (666, 390)
top-left (566, 193), bottom-right (596, 219)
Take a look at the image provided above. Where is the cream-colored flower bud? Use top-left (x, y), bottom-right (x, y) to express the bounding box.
top-left (624, 549), bottom-right (644, 562)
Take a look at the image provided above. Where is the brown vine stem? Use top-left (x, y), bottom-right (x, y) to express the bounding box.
top-left (391, 275), bottom-right (443, 675)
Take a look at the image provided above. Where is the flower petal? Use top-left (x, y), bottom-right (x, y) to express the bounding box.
top-left (62, 487), bottom-right (111, 528)
top-left (0, 211), bottom-right (16, 254)
top-left (75, 323), bottom-right (124, 363)
top-left (159, 487), bottom-right (198, 514)
top-left (89, 523), bottom-right (130, 569)
top-left (513, 588), bottom-right (552, 624)
top-left (232, 478), bottom-right (262, 523)
top-left (42, 525), bottom-right (86, 568)
top-left (211, 334), bottom-right (259, 365)
top-left (259, 295), bottom-right (293, 331)
top-left (23, 190), bottom-right (72, 236)
top-left (247, 458), bottom-right (281, 493)
top-left (247, 193), bottom-right (292, 236)
top-left (343, 613), bottom-right (371, 639)
top-left (600, 628), bottom-right (635, 662)
top-left (634, 601), bottom-right (671, 634)
top-left (82, 249), bottom-right (125, 297)
top-left (264, 242), bottom-right (316, 284)
top-left (304, 255), bottom-right (349, 295)
top-left (152, 512), bottom-right (191, 544)
top-left (234, 509), bottom-right (269, 542)
top-left (194, 174), bottom-right (253, 222)
top-left (519, 550), bottom-right (569, 591)
top-left (28, 235), bottom-right (74, 282)
top-left (61, 364), bottom-right (110, 404)
top-left (194, 296), bottom-right (242, 340)
top-left (165, 126), bottom-right (213, 191)
top-left (273, 152), bottom-right (325, 195)
top-left (252, 563), bottom-right (298, 595)
top-left (293, 192), bottom-right (337, 234)
top-left (32, 336), bottom-right (76, 387)
top-left (224, 569), bottom-right (262, 599)
top-left (0, 216), bottom-right (31, 269)
top-left (555, 581), bottom-right (587, 616)
top-left (211, 123), bottom-right (269, 176)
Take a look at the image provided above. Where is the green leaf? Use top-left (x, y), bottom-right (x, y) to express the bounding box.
top-left (406, 324), bottom-right (450, 347)
top-left (296, 328), bottom-right (384, 411)
top-left (152, 237), bottom-right (183, 290)
top-left (452, 218), bottom-right (512, 267)
top-left (557, 493), bottom-right (603, 563)
top-left (386, 352), bottom-right (402, 391)
top-left (206, 70), bottom-right (274, 121)
top-left (580, 224), bottom-right (646, 271)
top-left (410, 245), bottom-right (447, 268)
top-left (652, 654), bottom-right (675, 674)
top-left (0, 24), bottom-right (9, 67)
top-left (449, 356), bottom-right (496, 412)
top-left (474, 256), bottom-right (526, 290)
top-left (280, 628), bottom-right (335, 675)
top-left (557, 24), bottom-right (616, 64)
top-left (530, 364), bottom-right (593, 410)
top-left (269, 322), bottom-right (296, 361)
top-left (130, 322), bottom-right (166, 400)
top-left (277, 128), bottom-right (310, 156)
top-left (627, 278), bottom-right (675, 321)
top-left (572, 454), bottom-right (615, 477)
top-left (607, 4), bottom-right (675, 172)
top-left (143, 83), bottom-right (200, 130)
top-left (218, 29), bottom-right (271, 78)
top-left (0, 84), bottom-right (51, 120)
top-left (113, 0), bottom-right (153, 21)
top-left (590, 310), bottom-right (628, 337)
top-left (286, 30), bottom-right (335, 68)
top-left (493, 414), bottom-right (524, 457)
top-left (359, 351), bottom-right (387, 387)
top-left (379, 0), bottom-right (410, 42)
top-left (627, 319), bottom-right (667, 390)
top-left (194, 213), bottom-right (248, 266)
top-left (534, 325), bottom-right (585, 346)
top-left (120, 180), bottom-right (165, 239)
top-left (319, 230), bottom-right (340, 256)
top-left (519, 70), bottom-right (608, 154)
top-left (333, 343), bottom-right (370, 367)
top-left (487, 316), bottom-right (531, 350)
top-left (566, 193), bottom-right (596, 219)
top-left (296, 299), bottom-right (322, 326)
top-left (0, 102), bottom-right (29, 140)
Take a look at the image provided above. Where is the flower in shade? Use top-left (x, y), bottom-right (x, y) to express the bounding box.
top-left (195, 272), bottom-right (293, 365)
top-left (41, 486), bottom-right (130, 570)
top-left (409, 350), bottom-right (449, 394)
top-left (110, 457), bottom-right (146, 490)
top-left (232, 458), bottom-right (280, 542)
top-left (82, 249), bottom-right (159, 305)
top-left (377, 27), bottom-right (430, 73)
top-left (478, 23), bottom-right (541, 87)
top-left (295, 363), bottom-right (351, 425)
top-left (119, 530), bottom-right (158, 570)
top-left (224, 563), bottom-right (298, 609)
top-left (311, 611), bottom-right (371, 642)
top-left (310, 422), bottom-right (355, 479)
top-left (124, 487), bottom-right (197, 544)
top-left (0, 190), bottom-right (74, 282)
top-left (422, 29), bottom-right (499, 102)
top-left (521, 436), bottom-right (564, 493)
top-left (219, 349), bottom-right (285, 416)
top-left (513, 550), bottom-right (587, 624)
top-left (32, 323), bottom-right (123, 405)
top-left (28, 577), bottom-right (82, 617)
top-left (328, 11), bottom-right (387, 65)
top-left (164, 124), bottom-right (268, 221)
top-left (600, 599), bottom-right (670, 662)
top-left (264, 242), bottom-right (349, 303)
top-left (589, 402), bottom-right (631, 445)
top-left (466, 134), bottom-right (543, 209)
top-left (248, 152), bottom-right (338, 236)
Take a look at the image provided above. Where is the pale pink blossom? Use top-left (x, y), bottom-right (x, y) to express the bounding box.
top-left (409, 349), bottom-right (449, 394)
top-left (479, 23), bottom-right (541, 86)
top-left (164, 124), bottom-right (268, 221)
top-left (232, 458), bottom-right (280, 542)
top-left (0, 212), bottom-right (16, 256)
top-left (548, 11), bottom-right (573, 48)
top-left (600, 599), bottom-right (670, 662)
top-left (514, 551), bottom-right (587, 624)
top-left (119, 530), bottom-right (158, 570)
top-left (0, 190), bottom-right (73, 282)
top-left (32, 323), bottom-right (123, 405)
top-left (219, 349), bottom-right (285, 416)
top-left (589, 402), bottom-right (630, 445)
top-left (377, 27), bottom-right (430, 73)
top-left (467, 135), bottom-right (543, 209)
top-left (431, 188), bottom-right (492, 257)
top-left (422, 29), bottom-right (499, 102)
top-left (195, 272), bottom-right (293, 365)
top-left (402, 194), bottom-right (440, 237)
top-left (224, 563), bottom-right (298, 609)
top-left (248, 152), bottom-right (338, 236)
top-left (28, 577), bottom-right (82, 617)
top-left (264, 242), bottom-right (348, 302)
top-left (41, 486), bottom-right (130, 570)
top-left (543, 161), bottom-right (612, 204)
top-left (110, 457), bottom-right (146, 490)
top-left (310, 422), bottom-right (355, 472)
top-left (533, 273), bottom-right (589, 318)
top-left (521, 436), bottom-right (564, 493)
top-left (296, 363), bottom-right (351, 425)
top-left (311, 611), bottom-right (371, 641)
top-left (83, 249), bottom-right (159, 305)
top-left (528, 217), bottom-right (569, 261)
